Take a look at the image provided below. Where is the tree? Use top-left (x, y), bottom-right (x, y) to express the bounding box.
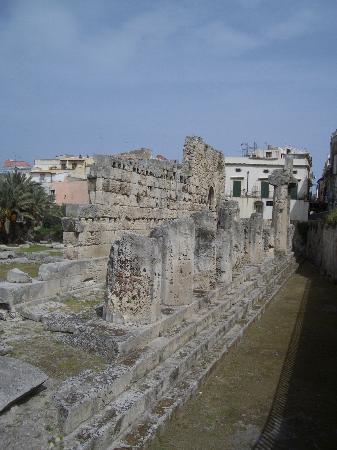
top-left (0, 172), bottom-right (56, 243)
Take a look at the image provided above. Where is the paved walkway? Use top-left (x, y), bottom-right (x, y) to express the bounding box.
top-left (149, 262), bottom-right (337, 450)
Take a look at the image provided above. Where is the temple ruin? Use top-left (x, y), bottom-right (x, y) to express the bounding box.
top-left (0, 137), bottom-right (299, 449)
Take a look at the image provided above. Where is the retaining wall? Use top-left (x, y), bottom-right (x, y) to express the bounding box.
top-left (295, 220), bottom-right (337, 281)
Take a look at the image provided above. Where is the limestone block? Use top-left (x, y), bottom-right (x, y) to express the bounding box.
top-left (104, 233), bottom-right (162, 325)
top-left (62, 218), bottom-right (85, 233)
top-left (247, 213), bottom-right (264, 263)
top-left (151, 218), bottom-right (195, 306)
top-left (216, 229), bottom-right (232, 284)
top-left (0, 251), bottom-right (16, 260)
top-left (191, 210), bottom-right (217, 290)
top-left (38, 261), bottom-right (80, 281)
top-left (0, 357), bottom-right (48, 412)
top-left (217, 200), bottom-right (240, 231)
top-left (7, 268), bottom-right (32, 283)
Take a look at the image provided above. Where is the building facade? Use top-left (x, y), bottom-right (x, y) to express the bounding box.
top-left (30, 155), bottom-right (93, 204)
top-left (225, 145), bottom-right (312, 221)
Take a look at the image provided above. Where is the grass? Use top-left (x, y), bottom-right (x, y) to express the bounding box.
top-left (20, 244), bottom-right (52, 253)
top-left (19, 244), bottom-right (63, 256)
top-left (0, 262), bottom-right (40, 281)
top-left (10, 335), bottom-right (107, 379)
top-left (63, 296), bottom-right (102, 313)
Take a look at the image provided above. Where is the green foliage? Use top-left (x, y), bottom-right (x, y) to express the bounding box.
top-left (0, 173), bottom-right (64, 243)
top-left (33, 203), bottom-right (65, 242)
top-left (325, 208), bottom-right (337, 227)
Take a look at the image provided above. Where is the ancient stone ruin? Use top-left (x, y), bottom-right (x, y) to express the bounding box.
top-left (0, 138), bottom-right (299, 449)
top-left (62, 136), bottom-right (225, 259)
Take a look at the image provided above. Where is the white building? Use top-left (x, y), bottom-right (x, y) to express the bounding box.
top-left (225, 146), bottom-right (313, 221)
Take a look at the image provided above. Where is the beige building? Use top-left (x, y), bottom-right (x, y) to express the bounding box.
top-left (31, 155), bottom-right (93, 204)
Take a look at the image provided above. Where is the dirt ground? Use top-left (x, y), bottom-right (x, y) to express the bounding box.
top-left (149, 262), bottom-right (337, 450)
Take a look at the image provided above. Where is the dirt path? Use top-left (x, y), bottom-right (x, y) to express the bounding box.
top-left (148, 262), bottom-right (337, 450)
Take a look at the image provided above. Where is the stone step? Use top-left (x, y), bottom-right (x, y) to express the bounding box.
top-left (114, 262), bottom-right (299, 449)
top-left (62, 257), bottom-right (297, 449)
top-left (62, 302), bottom-right (247, 449)
top-left (56, 255), bottom-right (297, 442)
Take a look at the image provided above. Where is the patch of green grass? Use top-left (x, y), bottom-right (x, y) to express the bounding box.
top-left (0, 262), bottom-right (40, 281)
top-left (47, 250), bottom-right (63, 256)
top-left (19, 244), bottom-right (63, 257)
top-left (20, 244), bottom-right (52, 253)
top-left (11, 336), bottom-right (107, 379)
top-left (64, 297), bottom-right (101, 313)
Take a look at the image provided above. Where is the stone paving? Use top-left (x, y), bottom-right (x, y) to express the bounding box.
top-left (149, 262), bottom-right (337, 450)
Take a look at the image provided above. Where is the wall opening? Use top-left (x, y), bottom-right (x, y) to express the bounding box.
top-left (208, 186), bottom-right (215, 207)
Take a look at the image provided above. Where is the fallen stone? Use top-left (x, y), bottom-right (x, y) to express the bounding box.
top-left (6, 268), bottom-right (32, 283)
top-left (0, 311), bottom-right (7, 321)
top-left (52, 243), bottom-right (64, 249)
top-left (0, 356), bottom-right (48, 412)
top-left (0, 251), bottom-right (16, 260)
top-left (0, 343), bottom-right (12, 356)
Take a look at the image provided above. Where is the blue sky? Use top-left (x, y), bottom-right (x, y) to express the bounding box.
top-left (0, 0), bottom-right (336, 179)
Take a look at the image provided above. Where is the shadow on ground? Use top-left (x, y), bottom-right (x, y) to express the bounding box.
top-left (254, 263), bottom-right (337, 449)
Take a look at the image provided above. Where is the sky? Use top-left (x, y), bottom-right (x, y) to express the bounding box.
top-left (0, 0), bottom-right (336, 180)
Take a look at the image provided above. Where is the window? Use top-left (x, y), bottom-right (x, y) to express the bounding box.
top-left (266, 201), bottom-right (273, 206)
top-left (263, 169), bottom-right (269, 173)
top-left (61, 162), bottom-right (66, 170)
top-left (235, 168), bottom-right (242, 172)
top-left (293, 170), bottom-right (298, 174)
top-left (261, 181), bottom-right (269, 199)
top-left (266, 151), bottom-right (272, 158)
top-left (50, 189), bottom-right (55, 196)
top-left (254, 201), bottom-right (263, 214)
top-left (232, 180), bottom-right (241, 197)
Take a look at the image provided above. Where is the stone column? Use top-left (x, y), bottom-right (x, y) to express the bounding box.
top-left (247, 212), bottom-right (264, 263)
top-left (150, 218), bottom-right (195, 306)
top-left (215, 200), bottom-right (241, 284)
top-left (268, 156), bottom-right (297, 254)
top-left (191, 210), bottom-right (217, 290)
top-left (104, 233), bottom-right (162, 325)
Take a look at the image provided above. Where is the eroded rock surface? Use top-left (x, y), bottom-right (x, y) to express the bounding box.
top-left (0, 356), bottom-right (48, 412)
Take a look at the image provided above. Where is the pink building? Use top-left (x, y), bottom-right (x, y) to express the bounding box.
top-left (51, 177), bottom-right (89, 205)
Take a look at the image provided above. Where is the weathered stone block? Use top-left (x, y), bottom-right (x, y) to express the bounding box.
top-left (191, 211), bottom-right (217, 290)
top-left (151, 218), bottom-right (195, 306)
top-left (247, 213), bottom-right (264, 263)
top-left (0, 357), bottom-right (48, 412)
top-left (216, 229), bottom-right (232, 284)
top-left (6, 268), bottom-right (32, 283)
top-left (104, 233), bottom-right (162, 325)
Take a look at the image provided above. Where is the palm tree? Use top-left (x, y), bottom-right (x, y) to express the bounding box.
top-left (0, 173), bottom-right (52, 243)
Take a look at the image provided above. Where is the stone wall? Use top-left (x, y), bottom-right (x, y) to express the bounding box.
top-left (104, 202), bottom-right (266, 325)
top-left (294, 220), bottom-right (337, 281)
top-left (62, 137), bottom-right (225, 259)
